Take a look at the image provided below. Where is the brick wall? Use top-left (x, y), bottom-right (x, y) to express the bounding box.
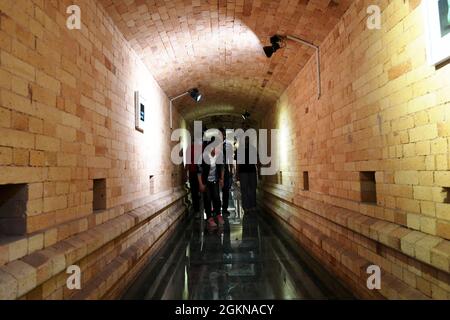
top-left (0, 0), bottom-right (186, 299)
top-left (261, 0), bottom-right (450, 299)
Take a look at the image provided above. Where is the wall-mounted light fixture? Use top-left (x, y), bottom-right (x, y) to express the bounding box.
top-left (189, 88), bottom-right (202, 102)
top-left (263, 35), bottom-right (284, 58)
top-left (264, 35), bottom-right (321, 99)
top-left (242, 111), bottom-right (251, 120)
top-left (169, 88), bottom-right (203, 129)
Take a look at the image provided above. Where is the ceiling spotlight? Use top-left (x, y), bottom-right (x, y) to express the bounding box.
top-left (263, 45), bottom-right (277, 58)
top-left (263, 35), bottom-right (284, 58)
top-left (189, 88), bottom-right (202, 102)
top-left (242, 111), bottom-right (251, 120)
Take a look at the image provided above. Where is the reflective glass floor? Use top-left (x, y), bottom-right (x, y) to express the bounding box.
top-left (123, 190), bottom-right (354, 300)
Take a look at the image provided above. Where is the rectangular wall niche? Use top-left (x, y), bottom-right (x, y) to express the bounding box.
top-left (0, 184), bottom-right (28, 236)
top-left (93, 179), bottom-right (107, 211)
top-left (303, 172), bottom-right (310, 191)
top-left (360, 171), bottom-right (377, 204)
top-left (444, 187), bottom-right (450, 204)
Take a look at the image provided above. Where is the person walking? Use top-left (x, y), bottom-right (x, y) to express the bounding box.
top-left (185, 138), bottom-right (202, 216)
top-left (198, 139), bottom-right (225, 229)
top-left (236, 138), bottom-right (258, 212)
top-left (219, 128), bottom-right (234, 217)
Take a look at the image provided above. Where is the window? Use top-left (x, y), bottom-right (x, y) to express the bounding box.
top-left (303, 172), bottom-right (309, 191)
top-left (0, 184), bottom-right (28, 236)
top-left (93, 179), bottom-right (106, 211)
top-left (360, 171), bottom-right (377, 204)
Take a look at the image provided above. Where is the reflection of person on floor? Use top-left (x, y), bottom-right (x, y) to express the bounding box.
top-left (219, 128), bottom-right (234, 216)
top-left (185, 137), bottom-right (201, 215)
top-left (196, 223), bottom-right (227, 300)
top-left (221, 217), bottom-right (232, 255)
top-left (241, 211), bottom-right (258, 282)
top-left (198, 139), bottom-right (225, 229)
top-left (236, 138), bottom-right (258, 212)
top-left (242, 210), bottom-right (258, 240)
top-left (209, 272), bottom-right (220, 300)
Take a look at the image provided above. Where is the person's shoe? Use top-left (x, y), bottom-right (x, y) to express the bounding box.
top-left (207, 217), bottom-right (218, 229)
top-left (216, 214), bottom-right (225, 227)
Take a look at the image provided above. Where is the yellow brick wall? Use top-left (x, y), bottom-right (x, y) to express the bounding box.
top-left (0, 0), bottom-right (187, 298)
top-left (0, 0), bottom-right (184, 236)
top-left (261, 0), bottom-right (450, 299)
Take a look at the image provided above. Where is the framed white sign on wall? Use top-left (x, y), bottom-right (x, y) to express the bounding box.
top-left (424, 0), bottom-right (450, 65)
top-left (134, 91), bottom-right (146, 133)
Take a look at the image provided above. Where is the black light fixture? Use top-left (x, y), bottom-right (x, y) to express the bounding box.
top-left (263, 35), bottom-right (284, 58)
top-left (264, 34), bottom-right (322, 99)
top-left (189, 88), bottom-right (202, 102)
top-left (169, 87), bottom-right (203, 129)
top-left (242, 111), bottom-right (251, 120)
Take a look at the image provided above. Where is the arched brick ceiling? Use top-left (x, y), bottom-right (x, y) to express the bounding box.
top-left (99, 0), bottom-right (353, 122)
top-left (198, 114), bottom-right (258, 130)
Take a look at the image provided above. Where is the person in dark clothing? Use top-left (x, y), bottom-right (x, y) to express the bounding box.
top-left (185, 139), bottom-right (202, 215)
top-left (219, 128), bottom-right (234, 216)
top-left (236, 138), bottom-right (258, 212)
top-left (198, 139), bottom-right (225, 229)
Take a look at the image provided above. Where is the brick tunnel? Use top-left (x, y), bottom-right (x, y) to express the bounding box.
top-left (0, 0), bottom-right (449, 302)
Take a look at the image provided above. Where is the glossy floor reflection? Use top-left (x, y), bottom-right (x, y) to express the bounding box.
top-left (123, 192), bottom-right (354, 300)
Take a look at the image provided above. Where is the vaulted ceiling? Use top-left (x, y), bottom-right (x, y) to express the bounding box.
top-left (99, 0), bottom-right (353, 123)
